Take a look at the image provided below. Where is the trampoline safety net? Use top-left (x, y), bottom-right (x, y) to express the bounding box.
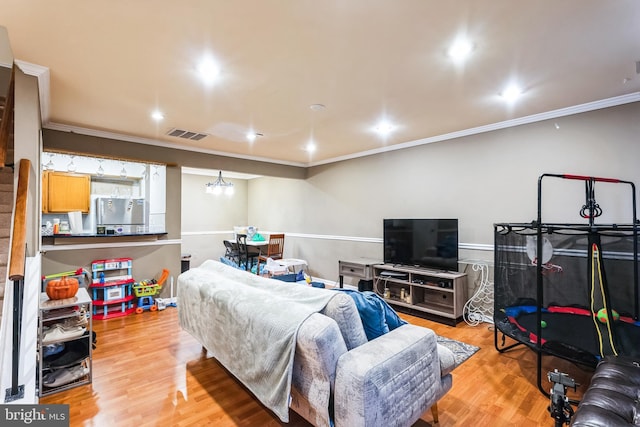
top-left (494, 223), bottom-right (640, 366)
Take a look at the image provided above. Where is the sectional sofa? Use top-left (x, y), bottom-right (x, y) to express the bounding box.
top-left (177, 260), bottom-right (457, 426)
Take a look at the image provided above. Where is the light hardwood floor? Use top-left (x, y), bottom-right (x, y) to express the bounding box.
top-left (40, 307), bottom-right (593, 426)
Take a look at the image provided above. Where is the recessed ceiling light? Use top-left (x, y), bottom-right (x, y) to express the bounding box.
top-left (305, 140), bottom-right (316, 152)
top-left (197, 56), bottom-right (221, 85)
top-left (374, 120), bottom-right (395, 137)
top-left (151, 110), bottom-right (164, 122)
top-left (246, 131), bottom-right (263, 142)
top-left (448, 39), bottom-right (474, 61)
top-left (500, 84), bottom-right (523, 102)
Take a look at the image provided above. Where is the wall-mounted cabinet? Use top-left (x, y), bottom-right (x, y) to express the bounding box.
top-left (42, 171), bottom-right (91, 213)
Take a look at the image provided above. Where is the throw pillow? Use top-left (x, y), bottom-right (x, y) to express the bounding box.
top-left (334, 289), bottom-right (407, 340)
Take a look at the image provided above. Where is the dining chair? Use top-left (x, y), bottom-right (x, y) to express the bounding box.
top-left (256, 233), bottom-right (285, 274)
top-left (236, 234), bottom-right (259, 272)
top-left (223, 239), bottom-right (239, 264)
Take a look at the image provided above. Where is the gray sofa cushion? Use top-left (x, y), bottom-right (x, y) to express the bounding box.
top-left (321, 292), bottom-right (368, 350)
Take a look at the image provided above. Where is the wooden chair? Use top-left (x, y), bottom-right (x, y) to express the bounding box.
top-left (236, 234), bottom-right (260, 272)
top-left (256, 233), bottom-right (285, 274)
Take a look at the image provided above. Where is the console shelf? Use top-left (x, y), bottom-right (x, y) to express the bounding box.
top-left (373, 264), bottom-right (467, 326)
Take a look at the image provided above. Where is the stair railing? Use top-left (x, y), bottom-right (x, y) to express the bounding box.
top-left (4, 158), bottom-right (30, 402)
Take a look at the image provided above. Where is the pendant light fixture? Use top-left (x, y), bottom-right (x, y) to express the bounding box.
top-left (205, 171), bottom-right (234, 196)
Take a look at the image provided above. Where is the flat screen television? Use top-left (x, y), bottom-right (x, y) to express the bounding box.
top-left (383, 219), bottom-right (459, 271)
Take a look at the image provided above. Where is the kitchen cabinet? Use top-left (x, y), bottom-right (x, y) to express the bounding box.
top-left (42, 171), bottom-right (91, 213)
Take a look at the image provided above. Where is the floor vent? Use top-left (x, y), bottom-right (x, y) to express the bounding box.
top-left (167, 128), bottom-right (208, 141)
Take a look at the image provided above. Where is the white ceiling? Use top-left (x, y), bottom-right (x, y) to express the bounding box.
top-left (3, 1), bottom-right (640, 167)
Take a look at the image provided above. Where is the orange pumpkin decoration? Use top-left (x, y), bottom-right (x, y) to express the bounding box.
top-left (46, 276), bottom-right (80, 300)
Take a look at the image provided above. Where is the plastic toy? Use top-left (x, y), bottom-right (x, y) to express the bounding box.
top-left (133, 269), bottom-right (169, 314)
top-left (155, 276), bottom-right (177, 309)
top-left (596, 308), bottom-right (619, 323)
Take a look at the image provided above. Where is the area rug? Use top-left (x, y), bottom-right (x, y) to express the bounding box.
top-left (436, 335), bottom-right (480, 368)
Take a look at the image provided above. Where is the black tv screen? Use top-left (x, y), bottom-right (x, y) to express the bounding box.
top-left (383, 219), bottom-right (458, 271)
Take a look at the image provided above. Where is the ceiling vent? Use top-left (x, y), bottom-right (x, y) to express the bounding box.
top-left (167, 128), bottom-right (208, 141)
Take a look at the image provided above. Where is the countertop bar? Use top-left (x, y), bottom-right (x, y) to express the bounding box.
top-left (42, 233), bottom-right (179, 252)
top-left (42, 232), bottom-right (169, 248)
top-left (44, 232), bottom-right (168, 239)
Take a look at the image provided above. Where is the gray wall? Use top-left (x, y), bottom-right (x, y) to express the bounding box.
top-left (42, 130), bottom-right (306, 180)
top-left (248, 102), bottom-right (640, 284)
top-left (0, 27), bottom-right (12, 104)
top-left (181, 172), bottom-right (248, 268)
top-left (14, 68), bottom-right (42, 258)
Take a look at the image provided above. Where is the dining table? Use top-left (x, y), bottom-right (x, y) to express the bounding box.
top-left (223, 238), bottom-right (268, 256)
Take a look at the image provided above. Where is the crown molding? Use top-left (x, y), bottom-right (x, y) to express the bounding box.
top-left (308, 92), bottom-right (640, 167)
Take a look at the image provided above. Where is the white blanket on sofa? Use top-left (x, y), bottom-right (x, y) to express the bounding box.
top-left (178, 260), bottom-right (337, 422)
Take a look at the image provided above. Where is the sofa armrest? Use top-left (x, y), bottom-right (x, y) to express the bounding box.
top-left (571, 355), bottom-right (640, 427)
top-left (291, 313), bottom-right (348, 427)
top-left (334, 324), bottom-right (451, 427)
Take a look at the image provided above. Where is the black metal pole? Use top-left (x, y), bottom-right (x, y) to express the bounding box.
top-left (536, 175), bottom-right (546, 395)
top-left (9, 279), bottom-right (22, 398)
top-left (631, 182), bottom-right (639, 320)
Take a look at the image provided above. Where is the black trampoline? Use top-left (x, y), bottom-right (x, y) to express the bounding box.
top-left (494, 174), bottom-right (640, 396)
top-left (497, 303), bottom-right (640, 367)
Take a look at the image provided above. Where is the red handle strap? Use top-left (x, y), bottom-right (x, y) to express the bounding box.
top-left (562, 174), bottom-right (620, 183)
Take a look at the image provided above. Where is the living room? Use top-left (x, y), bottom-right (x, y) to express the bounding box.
top-left (14, 88), bottom-right (640, 427)
top-left (2, 2), bottom-right (640, 426)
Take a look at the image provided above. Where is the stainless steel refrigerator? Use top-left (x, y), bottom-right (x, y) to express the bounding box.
top-left (96, 197), bottom-right (147, 226)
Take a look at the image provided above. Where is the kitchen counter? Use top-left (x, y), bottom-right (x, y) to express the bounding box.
top-left (44, 232), bottom-right (168, 239)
